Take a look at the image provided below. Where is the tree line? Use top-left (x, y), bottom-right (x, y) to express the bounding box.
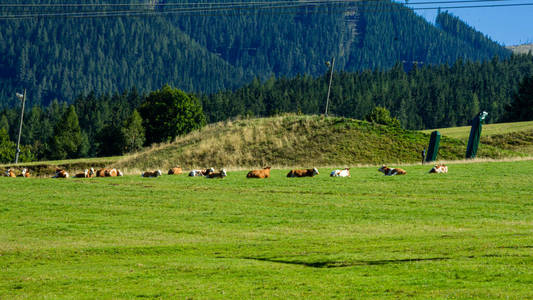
top-left (0, 1), bottom-right (510, 109)
top-left (2, 53), bottom-right (533, 163)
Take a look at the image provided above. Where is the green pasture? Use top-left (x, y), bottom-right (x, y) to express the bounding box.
top-left (421, 120), bottom-right (533, 140)
top-left (1, 161), bottom-right (533, 299)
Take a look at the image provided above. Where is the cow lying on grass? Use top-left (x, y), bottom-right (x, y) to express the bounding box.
top-left (247, 167), bottom-right (271, 178)
top-left (53, 168), bottom-right (69, 178)
top-left (96, 168), bottom-right (123, 177)
top-left (330, 168), bottom-right (350, 177)
top-left (429, 164), bottom-right (448, 173)
top-left (206, 169), bottom-right (227, 179)
top-left (74, 168), bottom-right (96, 178)
top-left (5, 168), bottom-right (16, 177)
top-left (189, 168), bottom-right (214, 177)
top-left (142, 170), bottom-right (162, 177)
top-left (168, 166), bottom-right (183, 175)
top-left (20, 168), bottom-right (31, 177)
top-left (378, 165), bottom-right (406, 176)
top-left (287, 168), bottom-right (319, 177)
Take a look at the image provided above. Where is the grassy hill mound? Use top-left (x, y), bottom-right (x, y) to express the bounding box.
top-left (113, 115), bottom-right (517, 171)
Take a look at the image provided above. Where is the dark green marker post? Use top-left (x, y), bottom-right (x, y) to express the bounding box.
top-left (466, 111), bottom-right (488, 159)
top-left (425, 131), bottom-right (441, 163)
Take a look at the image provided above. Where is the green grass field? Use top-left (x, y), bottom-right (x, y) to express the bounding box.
top-left (1, 161), bottom-right (532, 298)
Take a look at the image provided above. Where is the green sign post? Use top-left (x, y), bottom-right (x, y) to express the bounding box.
top-left (425, 131), bottom-right (441, 162)
top-left (466, 111), bottom-right (488, 159)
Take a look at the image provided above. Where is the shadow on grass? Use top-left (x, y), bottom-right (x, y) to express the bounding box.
top-left (240, 256), bottom-right (450, 268)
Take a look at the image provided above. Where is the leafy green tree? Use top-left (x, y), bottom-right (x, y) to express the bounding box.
top-left (0, 128), bottom-right (34, 163)
top-left (120, 109), bottom-right (145, 154)
top-left (365, 106), bottom-right (401, 127)
top-left (139, 85), bottom-right (206, 145)
top-left (504, 75), bottom-right (533, 121)
top-left (48, 105), bottom-right (82, 160)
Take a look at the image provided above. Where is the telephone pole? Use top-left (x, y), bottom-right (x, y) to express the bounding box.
top-left (15, 89), bottom-right (26, 164)
top-left (325, 57), bottom-right (335, 117)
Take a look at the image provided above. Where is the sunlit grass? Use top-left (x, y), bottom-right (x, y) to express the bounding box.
top-left (1, 160), bottom-right (532, 298)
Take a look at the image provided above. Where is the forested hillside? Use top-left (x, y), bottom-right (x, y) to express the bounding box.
top-left (0, 0), bottom-right (510, 108)
top-left (202, 54), bottom-right (533, 129)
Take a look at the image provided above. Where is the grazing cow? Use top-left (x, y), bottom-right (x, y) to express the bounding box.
top-left (378, 165), bottom-right (406, 176)
top-left (5, 168), bottom-right (16, 177)
top-left (189, 168), bottom-right (214, 177)
top-left (53, 168), bottom-right (69, 178)
top-left (429, 164), bottom-right (448, 174)
top-left (168, 166), bottom-right (183, 175)
top-left (74, 169), bottom-right (90, 178)
top-left (142, 170), bottom-right (162, 178)
top-left (287, 168), bottom-right (319, 177)
top-left (206, 169), bottom-right (227, 179)
top-left (21, 168), bottom-right (31, 178)
top-left (330, 168), bottom-right (350, 177)
top-left (247, 166), bottom-right (271, 179)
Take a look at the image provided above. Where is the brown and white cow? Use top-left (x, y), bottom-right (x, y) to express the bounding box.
top-left (96, 168), bottom-right (107, 177)
top-left (429, 164), bottom-right (448, 174)
top-left (247, 166), bottom-right (271, 179)
top-left (287, 168), bottom-right (319, 177)
top-left (5, 168), bottom-right (16, 177)
top-left (53, 168), bottom-right (69, 178)
top-left (21, 168), bottom-right (31, 178)
top-left (378, 165), bottom-right (406, 176)
top-left (74, 169), bottom-right (90, 178)
top-left (105, 168), bottom-right (119, 177)
top-left (206, 169), bottom-right (227, 179)
top-left (330, 168), bottom-right (350, 177)
top-left (168, 166), bottom-right (183, 175)
top-left (142, 170), bottom-right (162, 178)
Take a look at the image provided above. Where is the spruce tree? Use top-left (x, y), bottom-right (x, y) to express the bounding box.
top-left (49, 105), bottom-right (82, 160)
top-left (120, 109), bottom-right (145, 154)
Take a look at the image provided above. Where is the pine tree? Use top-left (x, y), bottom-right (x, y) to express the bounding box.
top-left (504, 75), bottom-right (533, 122)
top-left (48, 105), bottom-right (82, 160)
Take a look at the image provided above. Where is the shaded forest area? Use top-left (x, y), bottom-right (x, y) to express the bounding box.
top-left (0, 0), bottom-right (509, 108)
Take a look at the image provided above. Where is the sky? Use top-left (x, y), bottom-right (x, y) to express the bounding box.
top-left (405, 0), bottom-right (533, 46)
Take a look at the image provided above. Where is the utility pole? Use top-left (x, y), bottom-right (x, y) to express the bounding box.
top-left (325, 57), bottom-right (335, 117)
top-left (15, 89), bottom-right (26, 164)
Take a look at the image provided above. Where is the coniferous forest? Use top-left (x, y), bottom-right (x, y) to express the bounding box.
top-left (1, 0), bottom-right (532, 162)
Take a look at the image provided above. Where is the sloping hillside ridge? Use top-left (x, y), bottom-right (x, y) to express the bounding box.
top-left (113, 115), bottom-right (518, 171)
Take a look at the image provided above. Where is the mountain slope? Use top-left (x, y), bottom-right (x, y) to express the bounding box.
top-left (0, 1), bottom-right (510, 108)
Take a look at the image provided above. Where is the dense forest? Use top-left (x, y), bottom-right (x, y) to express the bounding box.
top-left (1, 54), bottom-right (532, 163)
top-left (0, 0), bottom-right (510, 108)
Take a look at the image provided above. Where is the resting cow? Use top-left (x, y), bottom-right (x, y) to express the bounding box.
top-left (53, 168), bottom-right (69, 178)
top-left (142, 170), bottom-right (162, 178)
top-left (5, 168), bottom-right (16, 177)
top-left (96, 168), bottom-right (107, 177)
top-left (287, 168), bottom-right (319, 177)
top-left (247, 166), bottom-right (271, 179)
top-left (429, 164), bottom-right (448, 174)
top-left (21, 168), bottom-right (31, 178)
top-left (378, 165), bottom-right (406, 176)
top-left (206, 169), bottom-right (227, 179)
top-left (74, 169), bottom-right (91, 178)
top-left (189, 168), bottom-right (214, 177)
top-left (330, 168), bottom-right (350, 177)
top-left (168, 167), bottom-right (183, 175)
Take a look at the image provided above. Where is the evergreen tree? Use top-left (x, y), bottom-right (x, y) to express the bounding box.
top-left (139, 85), bottom-right (206, 144)
top-left (48, 105), bottom-right (82, 160)
top-left (504, 75), bottom-right (533, 121)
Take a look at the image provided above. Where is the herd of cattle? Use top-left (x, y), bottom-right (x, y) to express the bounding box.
top-left (3, 164), bottom-right (448, 179)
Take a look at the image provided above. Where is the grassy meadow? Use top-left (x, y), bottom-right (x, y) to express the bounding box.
top-left (1, 160), bottom-right (533, 298)
top-left (421, 120), bottom-right (533, 140)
